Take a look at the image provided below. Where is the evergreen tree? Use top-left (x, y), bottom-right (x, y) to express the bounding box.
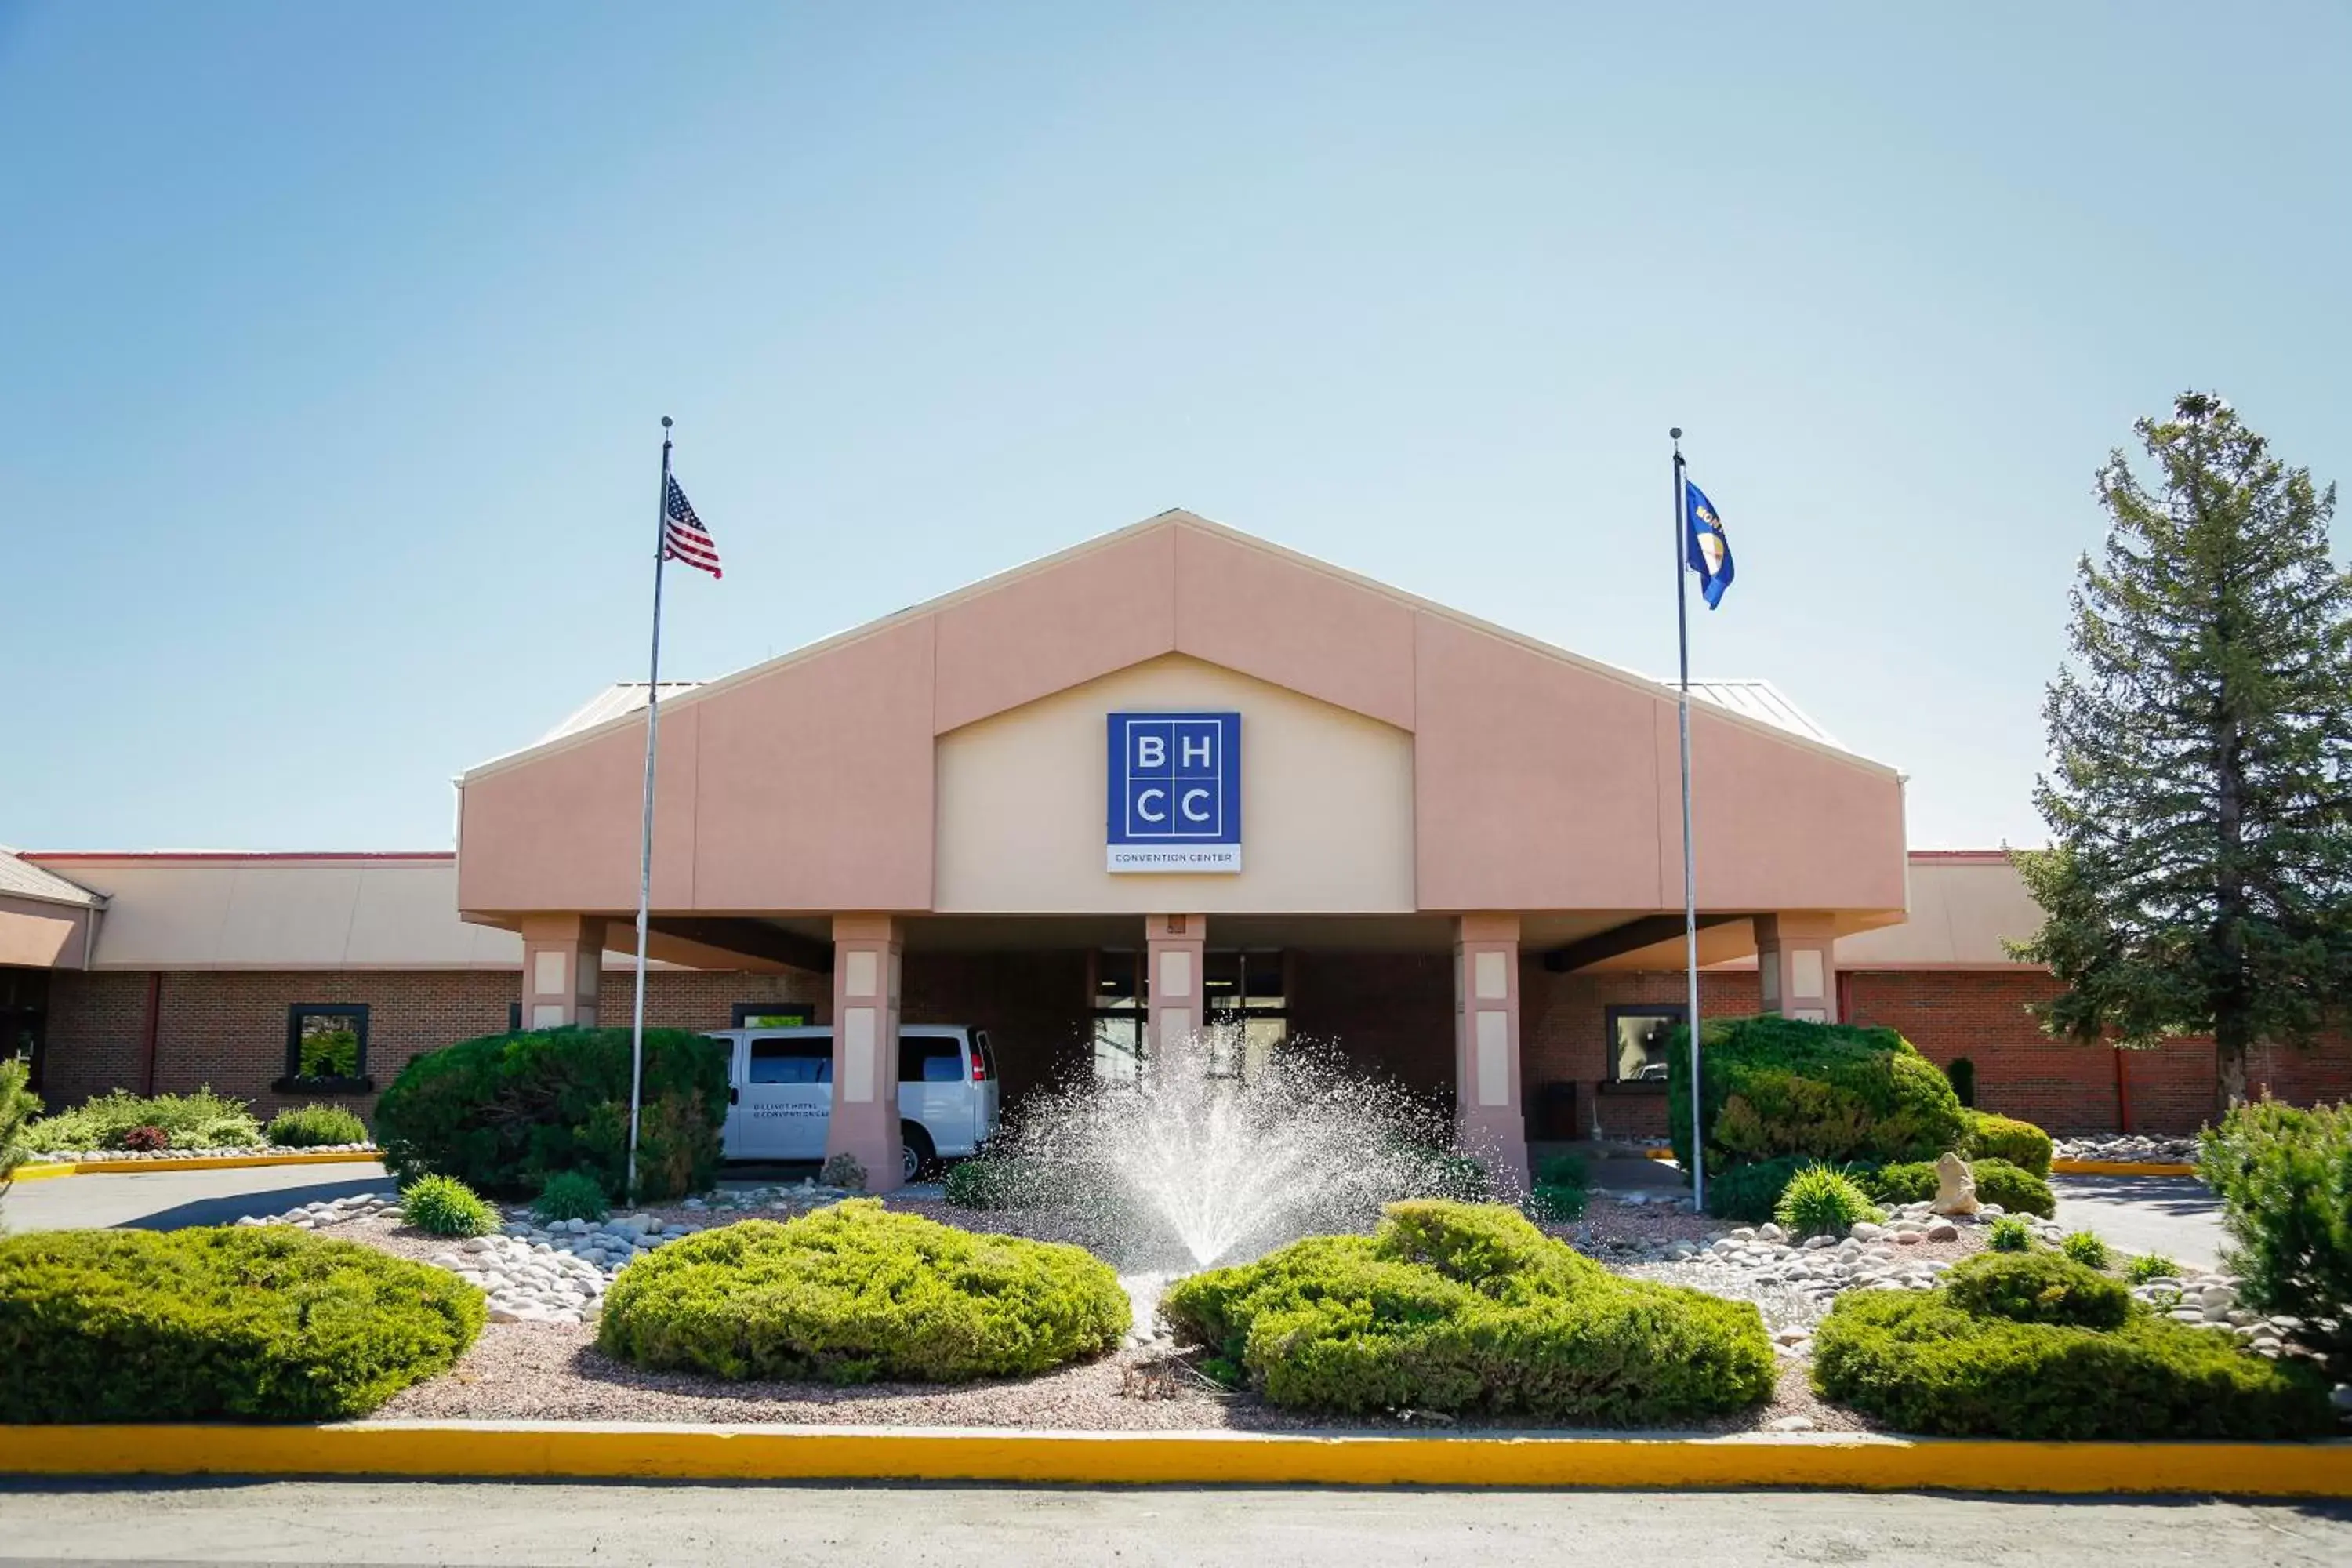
top-left (2014, 392), bottom-right (2352, 1111)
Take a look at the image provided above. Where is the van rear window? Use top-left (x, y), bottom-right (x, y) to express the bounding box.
top-left (899, 1036), bottom-right (964, 1083)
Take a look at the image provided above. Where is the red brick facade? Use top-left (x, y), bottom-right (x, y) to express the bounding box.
top-left (31, 956), bottom-right (2352, 1135)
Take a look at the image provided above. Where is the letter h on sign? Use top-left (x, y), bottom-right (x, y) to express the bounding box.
top-left (1105, 711), bottom-right (1242, 873)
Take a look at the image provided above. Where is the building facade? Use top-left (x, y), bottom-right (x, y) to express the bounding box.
top-left (6, 513), bottom-right (2347, 1182)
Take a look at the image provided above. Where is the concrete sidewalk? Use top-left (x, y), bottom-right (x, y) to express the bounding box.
top-left (2052, 1173), bottom-right (2227, 1269)
top-left (0, 1162), bottom-right (393, 1232)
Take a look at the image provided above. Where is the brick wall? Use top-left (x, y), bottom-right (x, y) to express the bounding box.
top-left (1843, 968), bottom-right (2352, 1134)
top-left (1288, 950), bottom-right (1454, 1102)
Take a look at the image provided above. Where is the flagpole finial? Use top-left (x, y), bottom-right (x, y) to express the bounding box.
top-left (1669, 426), bottom-right (1682, 441)
top-left (661, 416), bottom-right (673, 430)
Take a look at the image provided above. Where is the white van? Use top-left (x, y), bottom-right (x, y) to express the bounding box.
top-left (706, 1024), bottom-right (1000, 1185)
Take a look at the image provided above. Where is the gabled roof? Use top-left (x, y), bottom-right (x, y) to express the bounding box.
top-left (0, 848), bottom-right (103, 909)
top-left (467, 509), bottom-right (1895, 782)
top-left (546, 674), bottom-right (1842, 750)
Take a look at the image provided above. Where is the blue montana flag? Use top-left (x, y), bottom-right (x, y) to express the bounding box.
top-left (1684, 478), bottom-right (1733, 608)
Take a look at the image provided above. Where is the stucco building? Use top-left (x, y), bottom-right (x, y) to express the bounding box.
top-left (7, 512), bottom-right (2347, 1185)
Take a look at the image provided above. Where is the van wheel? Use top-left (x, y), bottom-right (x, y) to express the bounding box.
top-left (901, 1123), bottom-right (936, 1184)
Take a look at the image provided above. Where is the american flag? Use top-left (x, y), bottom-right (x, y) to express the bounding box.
top-left (662, 475), bottom-right (723, 579)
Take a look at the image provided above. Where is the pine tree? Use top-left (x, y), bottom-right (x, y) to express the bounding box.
top-left (2013, 392), bottom-right (2352, 1112)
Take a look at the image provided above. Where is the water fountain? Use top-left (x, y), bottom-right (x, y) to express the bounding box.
top-left (996, 1026), bottom-right (1489, 1274)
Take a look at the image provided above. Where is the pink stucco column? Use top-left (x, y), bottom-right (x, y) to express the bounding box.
top-left (826, 914), bottom-right (905, 1193)
top-left (1454, 913), bottom-right (1528, 1192)
top-left (1145, 913), bottom-right (1205, 1062)
top-left (517, 915), bottom-right (605, 1029)
top-left (1755, 913), bottom-right (1838, 1023)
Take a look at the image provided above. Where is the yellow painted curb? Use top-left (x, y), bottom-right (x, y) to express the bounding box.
top-left (0, 1424), bottom-right (2347, 1495)
top-left (1639, 1152), bottom-right (2197, 1177)
top-left (12, 1151), bottom-right (382, 1178)
top-left (2051, 1160), bottom-right (2198, 1178)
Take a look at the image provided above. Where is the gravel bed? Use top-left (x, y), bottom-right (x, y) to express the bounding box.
top-left (371, 1320), bottom-right (1861, 1436)
top-left (2054, 1134), bottom-right (2198, 1163)
top-left (25, 1142), bottom-right (378, 1164)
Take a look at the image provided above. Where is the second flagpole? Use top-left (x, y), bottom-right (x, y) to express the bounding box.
top-left (625, 416), bottom-right (673, 1207)
top-left (1671, 426), bottom-right (1705, 1214)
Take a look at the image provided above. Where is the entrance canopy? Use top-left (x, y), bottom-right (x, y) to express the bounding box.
top-left (455, 511), bottom-right (1907, 950)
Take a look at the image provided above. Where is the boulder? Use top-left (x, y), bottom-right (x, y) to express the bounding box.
top-left (1929, 1151), bottom-right (1980, 1215)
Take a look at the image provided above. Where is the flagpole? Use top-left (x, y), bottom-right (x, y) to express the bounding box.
top-left (1672, 426), bottom-right (1705, 1215)
top-left (626, 416), bottom-right (673, 1207)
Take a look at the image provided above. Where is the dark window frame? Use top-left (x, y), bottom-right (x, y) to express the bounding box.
top-left (1603, 1003), bottom-right (1685, 1091)
top-left (278, 1004), bottom-right (373, 1094)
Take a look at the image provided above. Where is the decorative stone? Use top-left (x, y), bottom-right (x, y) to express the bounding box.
top-left (1924, 1220), bottom-right (1959, 1242)
top-left (1929, 1152), bottom-right (1980, 1215)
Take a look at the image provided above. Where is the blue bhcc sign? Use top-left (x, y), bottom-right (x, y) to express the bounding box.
top-left (1105, 711), bottom-right (1242, 873)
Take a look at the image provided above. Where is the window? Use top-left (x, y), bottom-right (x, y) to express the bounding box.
top-left (1607, 1004), bottom-right (1683, 1085)
top-left (282, 1004), bottom-right (370, 1091)
top-left (900, 1034), bottom-right (964, 1083)
top-left (746, 1036), bottom-right (831, 1085)
top-left (1090, 949), bottom-right (1145, 1087)
top-left (734, 1003), bottom-right (815, 1029)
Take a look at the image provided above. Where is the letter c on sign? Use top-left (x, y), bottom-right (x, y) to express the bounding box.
top-left (1137, 788), bottom-right (1167, 822)
top-left (1181, 788), bottom-right (1210, 823)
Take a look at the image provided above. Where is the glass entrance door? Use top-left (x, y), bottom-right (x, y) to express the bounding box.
top-left (1204, 949), bottom-right (1287, 1081)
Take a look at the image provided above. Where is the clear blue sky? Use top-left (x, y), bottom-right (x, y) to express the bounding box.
top-left (4, 2), bottom-right (2345, 852)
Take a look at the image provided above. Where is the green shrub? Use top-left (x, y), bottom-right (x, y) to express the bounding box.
top-left (1700, 1155), bottom-right (1809, 1221)
top-left (401, 1174), bottom-right (499, 1237)
top-left (2125, 1252), bottom-right (2185, 1285)
top-left (0, 1226), bottom-right (483, 1421)
top-left (1987, 1216), bottom-right (2034, 1252)
top-left (1161, 1200), bottom-right (1774, 1422)
top-left (1942, 1250), bottom-right (2129, 1330)
top-left (942, 1153), bottom-right (1053, 1209)
top-left (532, 1170), bottom-right (610, 1224)
top-left (1774, 1164), bottom-right (1880, 1237)
top-left (2060, 1230), bottom-right (2110, 1269)
top-left (372, 1026), bottom-right (728, 1200)
top-left (1856, 1160), bottom-right (1938, 1206)
top-left (1969, 1157), bottom-right (2055, 1218)
top-left (598, 1200), bottom-right (1128, 1383)
top-left (1812, 1278), bottom-right (2333, 1439)
top-left (1534, 1152), bottom-right (1590, 1191)
top-left (0, 1059), bottom-right (38, 1192)
top-left (24, 1087), bottom-right (263, 1153)
top-left (1526, 1182), bottom-right (1588, 1222)
top-left (1666, 1014), bottom-right (1967, 1175)
top-left (265, 1103), bottom-right (369, 1148)
top-left (1963, 1111), bottom-right (2053, 1177)
top-left (2201, 1098), bottom-right (2352, 1373)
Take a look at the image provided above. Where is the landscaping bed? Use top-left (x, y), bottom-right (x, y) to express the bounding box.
top-left (369, 1319), bottom-right (1867, 1435)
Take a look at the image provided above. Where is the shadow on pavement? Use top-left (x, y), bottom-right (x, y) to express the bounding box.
top-left (2051, 1175), bottom-right (2219, 1218)
top-left (117, 1175), bottom-right (395, 1232)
